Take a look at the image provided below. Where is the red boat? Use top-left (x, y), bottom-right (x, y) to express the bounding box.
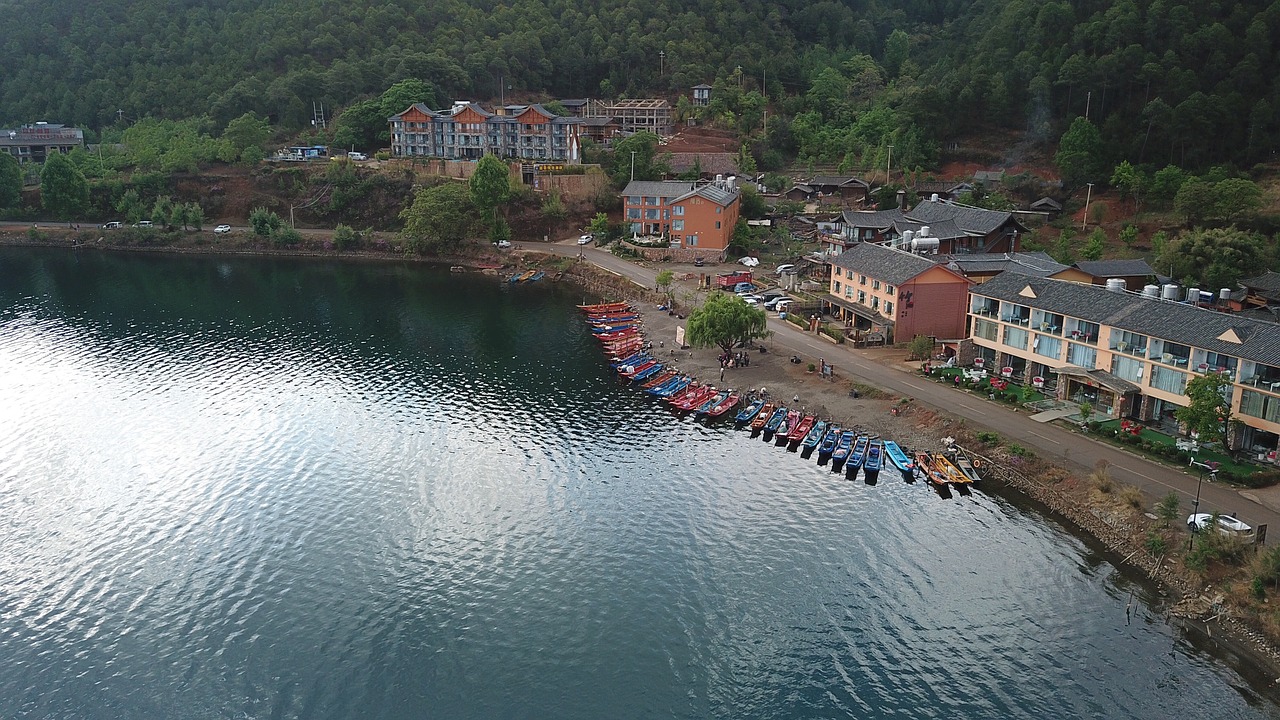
top-left (749, 402), bottom-right (776, 432)
top-left (670, 385), bottom-right (717, 411)
top-left (640, 369), bottom-right (678, 389)
top-left (595, 328), bottom-right (640, 342)
top-left (703, 392), bottom-right (741, 419)
top-left (618, 359), bottom-right (658, 378)
top-left (786, 414), bottom-right (817, 445)
top-left (579, 301), bottom-right (631, 313)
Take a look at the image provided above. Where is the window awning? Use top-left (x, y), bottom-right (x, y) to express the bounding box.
top-left (1052, 366), bottom-right (1141, 394)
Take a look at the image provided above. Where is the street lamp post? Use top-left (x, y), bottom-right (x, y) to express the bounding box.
top-left (1187, 458), bottom-right (1218, 550)
top-left (886, 145), bottom-right (893, 184)
top-left (659, 50), bottom-right (665, 77)
top-left (630, 150), bottom-right (637, 182)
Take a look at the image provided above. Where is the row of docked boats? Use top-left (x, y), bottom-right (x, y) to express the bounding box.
top-left (579, 300), bottom-right (984, 495)
top-left (508, 269), bottom-right (546, 283)
top-left (580, 302), bottom-right (744, 421)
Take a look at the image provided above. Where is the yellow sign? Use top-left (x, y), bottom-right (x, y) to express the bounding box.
top-left (536, 164), bottom-right (564, 172)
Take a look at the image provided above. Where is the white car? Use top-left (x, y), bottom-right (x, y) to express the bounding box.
top-left (764, 296), bottom-right (792, 310)
top-left (577, 234), bottom-right (594, 245)
top-left (774, 299), bottom-right (793, 312)
top-left (738, 295), bottom-right (761, 305)
top-left (135, 220), bottom-right (153, 228)
top-left (738, 256), bottom-right (759, 267)
top-left (495, 239), bottom-right (512, 249)
top-left (775, 264), bottom-right (796, 275)
top-left (214, 224), bottom-right (232, 234)
top-left (1187, 512), bottom-right (1253, 538)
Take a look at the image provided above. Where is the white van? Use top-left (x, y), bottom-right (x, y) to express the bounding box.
top-left (347, 151), bottom-right (368, 161)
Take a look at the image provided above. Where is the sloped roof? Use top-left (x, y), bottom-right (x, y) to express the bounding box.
top-left (692, 84), bottom-right (713, 90)
top-left (905, 198), bottom-right (1020, 235)
top-left (1030, 196), bottom-right (1063, 211)
top-left (939, 252), bottom-right (1068, 278)
top-left (810, 175), bottom-right (869, 189)
top-left (914, 180), bottom-right (971, 194)
top-left (559, 98), bottom-right (590, 107)
top-left (831, 242), bottom-right (968, 286)
top-left (1241, 272), bottom-right (1280, 293)
top-left (622, 180), bottom-right (695, 199)
top-left (788, 184), bottom-right (815, 194)
top-left (1071, 259), bottom-right (1155, 278)
top-left (974, 273), bottom-right (1280, 366)
top-left (674, 183), bottom-right (737, 206)
top-left (890, 218), bottom-right (966, 241)
top-left (840, 208), bottom-right (907, 229)
top-left (388, 102), bottom-right (440, 121)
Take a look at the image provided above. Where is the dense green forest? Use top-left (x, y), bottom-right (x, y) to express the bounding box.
top-left (2, 0), bottom-right (1279, 174)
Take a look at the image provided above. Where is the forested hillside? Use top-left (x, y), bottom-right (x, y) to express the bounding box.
top-left (1, 0), bottom-right (1278, 173)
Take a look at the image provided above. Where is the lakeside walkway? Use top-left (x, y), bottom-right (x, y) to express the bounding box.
top-left (532, 239), bottom-right (1280, 539)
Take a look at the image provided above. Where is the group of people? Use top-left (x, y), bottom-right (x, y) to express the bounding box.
top-left (719, 351), bottom-right (750, 369)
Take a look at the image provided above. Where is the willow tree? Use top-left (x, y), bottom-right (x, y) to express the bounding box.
top-left (686, 292), bottom-right (768, 354)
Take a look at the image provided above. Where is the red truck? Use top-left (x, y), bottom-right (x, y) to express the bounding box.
top-left (716, 270), bottom-right (753, 290)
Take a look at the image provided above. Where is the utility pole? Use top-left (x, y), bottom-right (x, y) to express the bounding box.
top-left (1082, 182), bottom-right (1094, 230)
top-left (630, 150), bottom-right (637, 182)
top-left (659, 50), bottom-right (665, 77)
top-left (886, 145), bottom-right (893, 184)
top-left (1085, 91), bottom-right (1092, 120)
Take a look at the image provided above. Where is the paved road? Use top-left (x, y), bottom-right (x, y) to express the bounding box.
top-left (542, 240), bottom-right (1280, 537)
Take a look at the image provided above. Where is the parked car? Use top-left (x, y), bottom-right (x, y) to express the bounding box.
top-left (775, 264), bottom-right (797, 275)
top-left (102, 221), bottom-right (123, 229)
top-left (577, 234), bottom-right (594, 245)
top-left (693, 257), bottom-right (705, 267)
top-left (733, 282), bottom-right (757, 294)
top-left (764, 296), bottom-right (792, 310)
top-left (774, 299), bottom-right (793, 313)
top-left (738, 295), bottom-right (762, 305)
top-left (135, 220), bottom-right (153, 228)
top-left (214, 224), bottom-right (232, 234)
top-left (495, 239), bottom-right (512, 249)
top-left (1187, 512), bottom-right (1254, 538)
top-left (347, 151), bottom-right (368, 161)
top-left (738, 256), bottom-right (759, 267)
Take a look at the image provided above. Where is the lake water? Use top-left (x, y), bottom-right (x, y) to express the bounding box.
top-left (1, 247), bottom-right (1277, 719)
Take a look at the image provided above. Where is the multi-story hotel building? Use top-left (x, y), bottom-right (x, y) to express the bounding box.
top-left (388, 102), bottom-right (582, 162)
top-left (826, 242), bottom-right (971, 344)
top-left (620, 179), bottom-right (740, 255)
top-left (968, 272), bottom-right (1280, 458)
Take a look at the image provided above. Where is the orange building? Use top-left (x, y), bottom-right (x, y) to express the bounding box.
top-left (388, 101), bottom-right (582, 162)
top-left (621, 179), bottom-right (740, 257)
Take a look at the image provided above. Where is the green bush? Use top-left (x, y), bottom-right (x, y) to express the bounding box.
top-left (272, 226), bottom-right (301, 246)
top-left (333, 223), bottom-right (360, 251)
top-left (1144, 531), bottom-right (1168, 556)
top-left (1086, 421), bottom-right (1102, 433)
top-left (1009, 444), bottom-right (1032, 458)
top-left (976, 431), bottom-right (1001, 446)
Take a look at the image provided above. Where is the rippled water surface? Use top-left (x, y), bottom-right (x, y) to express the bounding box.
top-left (1, 247), bottom-right (1278, 719)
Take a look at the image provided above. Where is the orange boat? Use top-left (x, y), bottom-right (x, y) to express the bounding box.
top-left (579, 301), bottom-right (631, 313)
top-left (749, 402), bottom-right (776, 433)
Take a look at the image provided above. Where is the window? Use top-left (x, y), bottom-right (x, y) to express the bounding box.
top-left (716, 207), bottom-right (722, 214)
top-left (845, 269), bottom-right (852, 279)
top-left (1150, 365), bottom-right (1188, 394)
top-left (687, 235), bottom-right (698, 246)
top-left (872, 297), bottom-right (880, 310)
top-left (1066, 343), bottom-right (1097, 369)
top-left (857, 291), bottom-right (866, 304)
top-left (715, 221), bottom-right (721, 229)
top-left (1004, 326), bottom-right (1028, 350)
top-left (886, 285), bottom-right (895, 295)
top-left (673, 220), bottom-right (684, 231)
top-left (1034, 335), bottom-right (1062, 360)
top-left (673, 206), bottom-right (684, 216)
top-left (859, 275), bottom-right (867, 285)
top-left (885, 301), bottom-right (894, 315)
top-left (973, 319), bottom-right (999, 341)
top-left (630, 196), bottom-right (641, 205)
top-left (1241, 391), bottom-right (1280, 423)
top-left (873, 280), bottom-right (881, 290)
top-left (835, 281), bottom-right (842, 294)
top-left (1111, 355), bottom-right (1145, 383)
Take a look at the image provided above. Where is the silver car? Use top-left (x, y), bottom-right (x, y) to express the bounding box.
top-left (1187, 512), bottom-right (1253, 538)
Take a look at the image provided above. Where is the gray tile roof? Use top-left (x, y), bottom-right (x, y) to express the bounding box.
top-left (675, 183), bottom-right (737, 206)
top-left (831, 242), bottom-right (967, 286)
top-left (890, 218), bottom-right (966, 240)
top-left (974, 272), bottom-right (1280, 366)
top-left (905, 198), bottom-right (1018, 235)
top-left (1072, 259), bottom-right (1155, 278)
top-left (840, 209), bottom-right (907, 229)
top-left (811, 175), bottom-right (869, 189)
top-left (1242, 272), bottom-right (1280, 293)
top-left (939, 252), bottom-right (1068, 278)
top-left (622, 180), bottom-right (696, 199)
top-left (667, 152), bottom-right (738, 175)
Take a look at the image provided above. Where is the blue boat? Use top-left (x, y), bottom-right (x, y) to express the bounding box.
top-left (592, 323), bottom-right (637, 334)
top-left (694, 390), bottom-right (730, 416)
top-left (799, 420), bottom-right (828, 459)
top-left (631, 363), bottom-right (664, 383)
top-left (527, 271), bottom-right (545, 282)
top-left (862, 439), bottom-right (883, 485)
top-left (610, 351), bottom-right (648, 368)
top-left (761, 406), bottom-right (788, 441)
top-left (882, 440), bottom-right (915, 481)
top-left (647, 376), bottom-right (691, 398)
top-left (830, 431), bottom-right (856, 472)
top-left (734, 399), bottom-right (765, 427)
top-left (816, 425), bottom-right (842, 466)
top-left (844, 435), bottom-right (870, 479)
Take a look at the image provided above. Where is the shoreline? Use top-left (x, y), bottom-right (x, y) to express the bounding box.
top-left (7, 233), bottom-right (1280, 690)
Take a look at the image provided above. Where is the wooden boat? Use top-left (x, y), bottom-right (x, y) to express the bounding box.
top-left (591, 322), bottom-right (638, 334)
top-left (666, 382), bottom-right (703, 405)
top-left (671, 385), bottom-right (717, 411)
top-left (610, 351), bottom-right (648, 369)
top-left (951, 448), bottom-right (982, 484)
top-left (830, 431), bottom-right (856, 472)
top-left (694, 390), bottom-right (731, 417)
top-left (509, 269), bottom-right (537, 283)
top-left (527, 271), bottom-right (545, 282)
top-left (639, 369), bottom-right (678, 389)
top-left (915, 451), bottom-right (953, 498)
top-left (844, 435), bottom-right (869, 479)
top-left (816, 424), bottom-right (842, 465)
top-left (932, 453), bottom-right (973, 490)
top-left (785, 414), bottom-right (816, 451)
top-left (704, 392), bottom-right (741, 420)
top-left (862, 439), bottom-right (883, 485)
top-left (631, 363), bottom-right (665, 383)
top-left (882, 440), bottom-right (915, 482)
top-left (646, 376), bottom-right (690, 398)
top-left (450, 265), bottom-right (466, 273)
top-left (773, 409), bottom-right (801, 446)
top-left (579, 301), bottom-right (631, 313)
top-left (749, 402), bottom-right (776, 436)
top-left (618, 359), bottom-right (658, 379)
top-left (734, 399), bottom-right (765, 427)
top-left (761, 406), bottom-right (790, 441)
top-left (594, 328), bottom-right (640, 343)
top-left (799, 420), bottom-right (828, 459)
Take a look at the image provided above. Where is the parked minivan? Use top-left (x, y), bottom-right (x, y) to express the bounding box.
top-left (102, 221), bottom-right (123, 229)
